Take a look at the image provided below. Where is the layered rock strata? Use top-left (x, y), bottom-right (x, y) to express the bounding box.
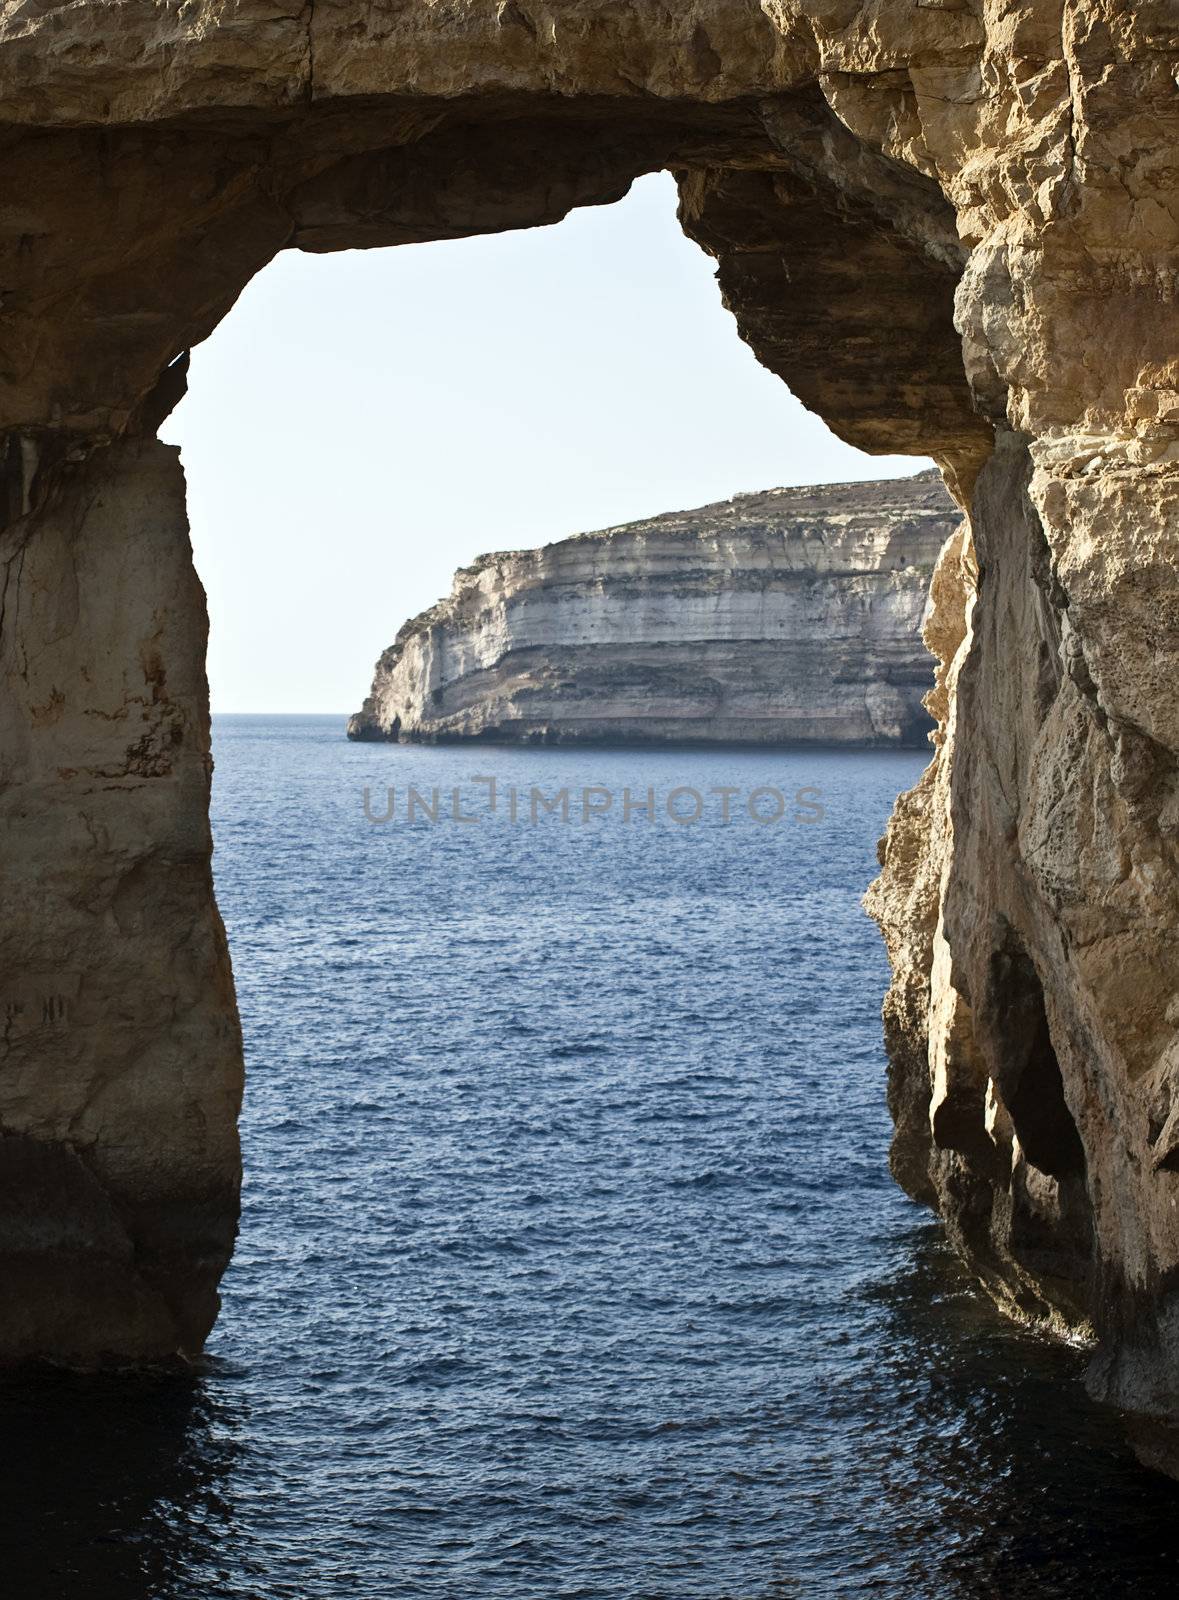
top-left (4, 0), bottom-right (1179, 1479)
top-left (348, 473), bottom-right (955, 749)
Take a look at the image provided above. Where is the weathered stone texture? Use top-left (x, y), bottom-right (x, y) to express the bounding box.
top-left (348, 472), bottom-right (954, 748)
top-left (0, 439), bottom-right (240, 1361)
top-left (4, 0), bottom-right (1179, 1473)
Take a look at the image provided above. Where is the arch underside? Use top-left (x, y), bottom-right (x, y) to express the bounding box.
top-left (4, 2), bottom-right (1179, 1478)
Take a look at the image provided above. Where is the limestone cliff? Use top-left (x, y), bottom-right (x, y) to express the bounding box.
top-left (6, 0), bottom-right (1179, 1482)
top-left (348, 473), bottom-right (955, 749)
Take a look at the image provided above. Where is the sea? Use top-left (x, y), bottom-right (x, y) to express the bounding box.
top-left (3, 714), bottom-right (1178, 1599)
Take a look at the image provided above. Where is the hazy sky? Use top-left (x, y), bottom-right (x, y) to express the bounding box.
top-left (162, 172), bottom-right (932, 714)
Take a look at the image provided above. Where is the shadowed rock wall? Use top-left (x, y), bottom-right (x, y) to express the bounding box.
top-left (0, 439), bottom-right (240, 1358)
top-left (4, 0), bottom-right (1179, 1475)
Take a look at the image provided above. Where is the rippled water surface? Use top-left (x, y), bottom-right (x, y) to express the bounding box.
top-left (5, 715), bottom-right (1179, 1598)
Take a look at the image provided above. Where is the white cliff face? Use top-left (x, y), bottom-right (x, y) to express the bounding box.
top-left (349, 473), bottom-right (958, 748)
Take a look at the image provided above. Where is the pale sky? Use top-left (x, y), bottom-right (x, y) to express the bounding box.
top-left (161, 172), bottom-right (932, 714)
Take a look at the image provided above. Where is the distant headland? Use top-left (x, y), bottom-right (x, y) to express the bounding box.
top-left (348, 471), bottom-right (959, 749)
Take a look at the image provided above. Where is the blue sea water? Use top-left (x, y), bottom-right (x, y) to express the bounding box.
top-left (4, 714), bottom-right (1179, 1599)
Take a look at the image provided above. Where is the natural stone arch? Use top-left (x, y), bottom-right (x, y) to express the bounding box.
top-left (3, 2), bottom-right (1179, 1474)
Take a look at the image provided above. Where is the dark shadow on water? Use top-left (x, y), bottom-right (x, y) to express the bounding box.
top-left (2, 1232), bottom-right (1177, 1598)
top-left (0, 1369), bottom-right (245, 1600)
top-left (850, 1224), bottom-right (1179, 1600)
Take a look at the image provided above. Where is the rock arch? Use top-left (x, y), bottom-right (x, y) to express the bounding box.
top-left (3, 1), bottom-right (1179, 1472)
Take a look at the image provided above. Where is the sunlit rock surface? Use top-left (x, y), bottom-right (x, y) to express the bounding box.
top-left (348, 473), bottom-right (954, 749)
top-left (6, 0), bottom-right (1179, 1477)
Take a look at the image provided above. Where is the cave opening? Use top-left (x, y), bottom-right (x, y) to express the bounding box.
top-left (986, 946), bottom-right (1086, 1183)
top-left (3, 95), bottom-right (985, 1372)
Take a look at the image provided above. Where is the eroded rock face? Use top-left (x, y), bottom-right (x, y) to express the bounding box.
top-left (4, 0), bottom-right (1179, 1471)
top-left (348, 473), bottom-right (954, 748)
top-left (0, 439), bottom-right (240, 1362)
